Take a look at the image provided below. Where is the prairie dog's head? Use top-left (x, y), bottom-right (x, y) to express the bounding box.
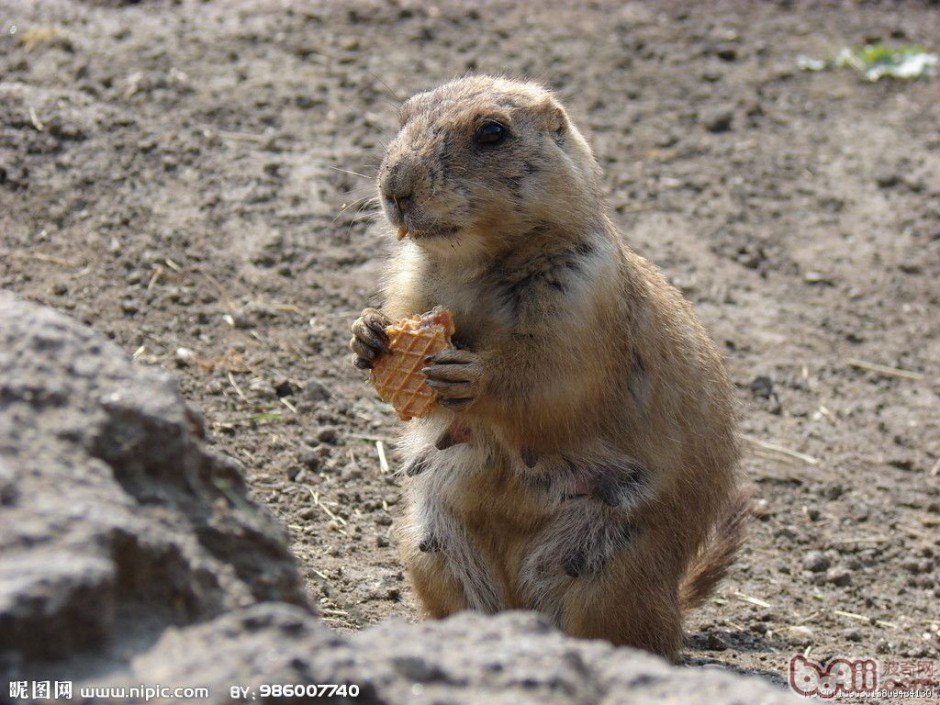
top-left (378, 76), bottom-right (602, 261)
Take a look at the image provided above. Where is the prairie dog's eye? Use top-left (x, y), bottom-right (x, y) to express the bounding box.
top-left (475, 121), bottom-right (508, 147)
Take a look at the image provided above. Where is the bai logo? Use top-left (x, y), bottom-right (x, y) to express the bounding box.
top-left (789, 654), bottom-right (878, 698)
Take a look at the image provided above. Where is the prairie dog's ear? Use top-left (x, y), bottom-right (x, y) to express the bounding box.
top-left (538, 95), bottom-right (569, 134)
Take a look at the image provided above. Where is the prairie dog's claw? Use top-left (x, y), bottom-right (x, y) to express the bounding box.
top-left (423, 348), bottom-right (482, 408)
top-left (350, 307), bottom-right (392, 369)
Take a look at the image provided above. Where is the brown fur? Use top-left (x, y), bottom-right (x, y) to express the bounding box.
top-left (350, 76), bottom-right (746, 662)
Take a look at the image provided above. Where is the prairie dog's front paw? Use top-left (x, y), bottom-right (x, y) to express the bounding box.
top-left (422, 348), bottom-right (483, 410)
top-left (350, 307), bottom-right (392, 369)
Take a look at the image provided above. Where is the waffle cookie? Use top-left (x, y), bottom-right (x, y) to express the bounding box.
top-left (370, 307), bottom-right (456, 421)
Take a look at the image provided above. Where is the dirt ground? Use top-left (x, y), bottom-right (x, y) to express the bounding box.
top-left (2, 0), bottom-right (939, 698)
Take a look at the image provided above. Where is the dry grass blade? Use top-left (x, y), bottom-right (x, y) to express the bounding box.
top-left (833, 610), bottom-right (898, 629)
top-left (830, 536), bottom-right (890, 546)
top-left (148, 263), bottom-right (184, 291)
top-left (308, 567), bottom-right (329, 581)
top-left (348, 432), bottom-right (396, 444)
top-left (733, 591), bottom-right (772, 608)
top-left (742, 434), bottom-right (820, 466)
top-left (29, 107), bottom-right (45, 132)
top-left (376, 440), bottom-right (389, 474)
top-left (216, 128), bottom-right (270, 143)
top-left (19, 252), bottom-right (81, 268)
top-left (16, 26), bottom-right (66, 52)
top-left (267, 302), bottom-right (304, 314)
top-left (307, 489), bottom-right (348, 532)
top-left (834, 610), bottom-right (868, 622)
top-left (227, 372), bottom-right (247, 402)
top-left (319, 607), bottom-right (350, 617)
top-left (846, 358), bottom-right (925, 381)
top-left (199, 269), bottom-right (236, 311)
top-left (781, 625), bottom-right (814, 637)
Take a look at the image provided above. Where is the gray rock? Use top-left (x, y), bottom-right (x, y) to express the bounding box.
top-left (0, 293), bottom-right (797, 704)
top-left (0, 292), bottom-right (308, 683)
top-left (120, 607), bottom-right (797, 705)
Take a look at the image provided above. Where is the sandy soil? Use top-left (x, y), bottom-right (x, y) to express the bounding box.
top-left (2, 0), bottom-right (938, 698)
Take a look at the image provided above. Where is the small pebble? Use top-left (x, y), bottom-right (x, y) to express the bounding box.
top-left (803, 271), bottom-right (833, 285)
top-left (224, 310), bottom-right (253, 329)
top-left (752, 498), bottom-right (773, 520)
top-left (175, 347), bottom-right (196, 366)
top-left (702, 108), bottom-right (733, 133)
top-left (715, 45), bottom-right (738, 62)
top-left (875, 170), bottom-right (900, 188)
top-left (825, 567), bottom-right (852, 587)
top-left (317, 426), bottom-right (339, 444)
top-left (303, 378), bottom-right (332, 402)
top-left (750, 376), bottom-right (774, 400)
top-left (341, 466), bottom-right (363, 481)
top-left (705, 632), bottom-right (728, 651)
top-left (802, 551), bottom-right (830, 573)
top-left (299, 450), bottom-right (321, 471)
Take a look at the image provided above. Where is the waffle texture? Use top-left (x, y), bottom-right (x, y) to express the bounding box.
top-left (370, 307), bottom-right (455, 421)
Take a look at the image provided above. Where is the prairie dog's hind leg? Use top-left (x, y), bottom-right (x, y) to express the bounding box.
top-left (517, 451), bottom-right (653, 581)
top-left (565, 535), bottom-right (684, 660)
top-left (517, 452), bottom-right (683, 658)
top-left (519, 499), bottom-right (683, 659)
top-left (401, 539), bottom-right (470, 619)
top-left (398, 448), bottom-right (504, 618)
top-left (519, 499), bottom-right (637, 615)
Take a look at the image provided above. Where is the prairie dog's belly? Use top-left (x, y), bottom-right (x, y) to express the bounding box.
top-left (406, 441), bottom-right (555, 609)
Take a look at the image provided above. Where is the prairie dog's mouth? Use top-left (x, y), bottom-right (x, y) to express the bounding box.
top-left (394, 221), bottom-right (460, 242)
top-left (406, 225), bottom-right (460, 241)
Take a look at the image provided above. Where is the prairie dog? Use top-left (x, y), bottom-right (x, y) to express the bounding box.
top-left (350, 76), bottom-right (745, 661)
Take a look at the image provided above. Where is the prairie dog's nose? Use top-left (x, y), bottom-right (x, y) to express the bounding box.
top-left (380, 157), bottom-right (419, 214)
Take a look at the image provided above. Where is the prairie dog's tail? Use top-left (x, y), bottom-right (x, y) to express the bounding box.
top-left (679, 488), bottom-right (752, 612)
